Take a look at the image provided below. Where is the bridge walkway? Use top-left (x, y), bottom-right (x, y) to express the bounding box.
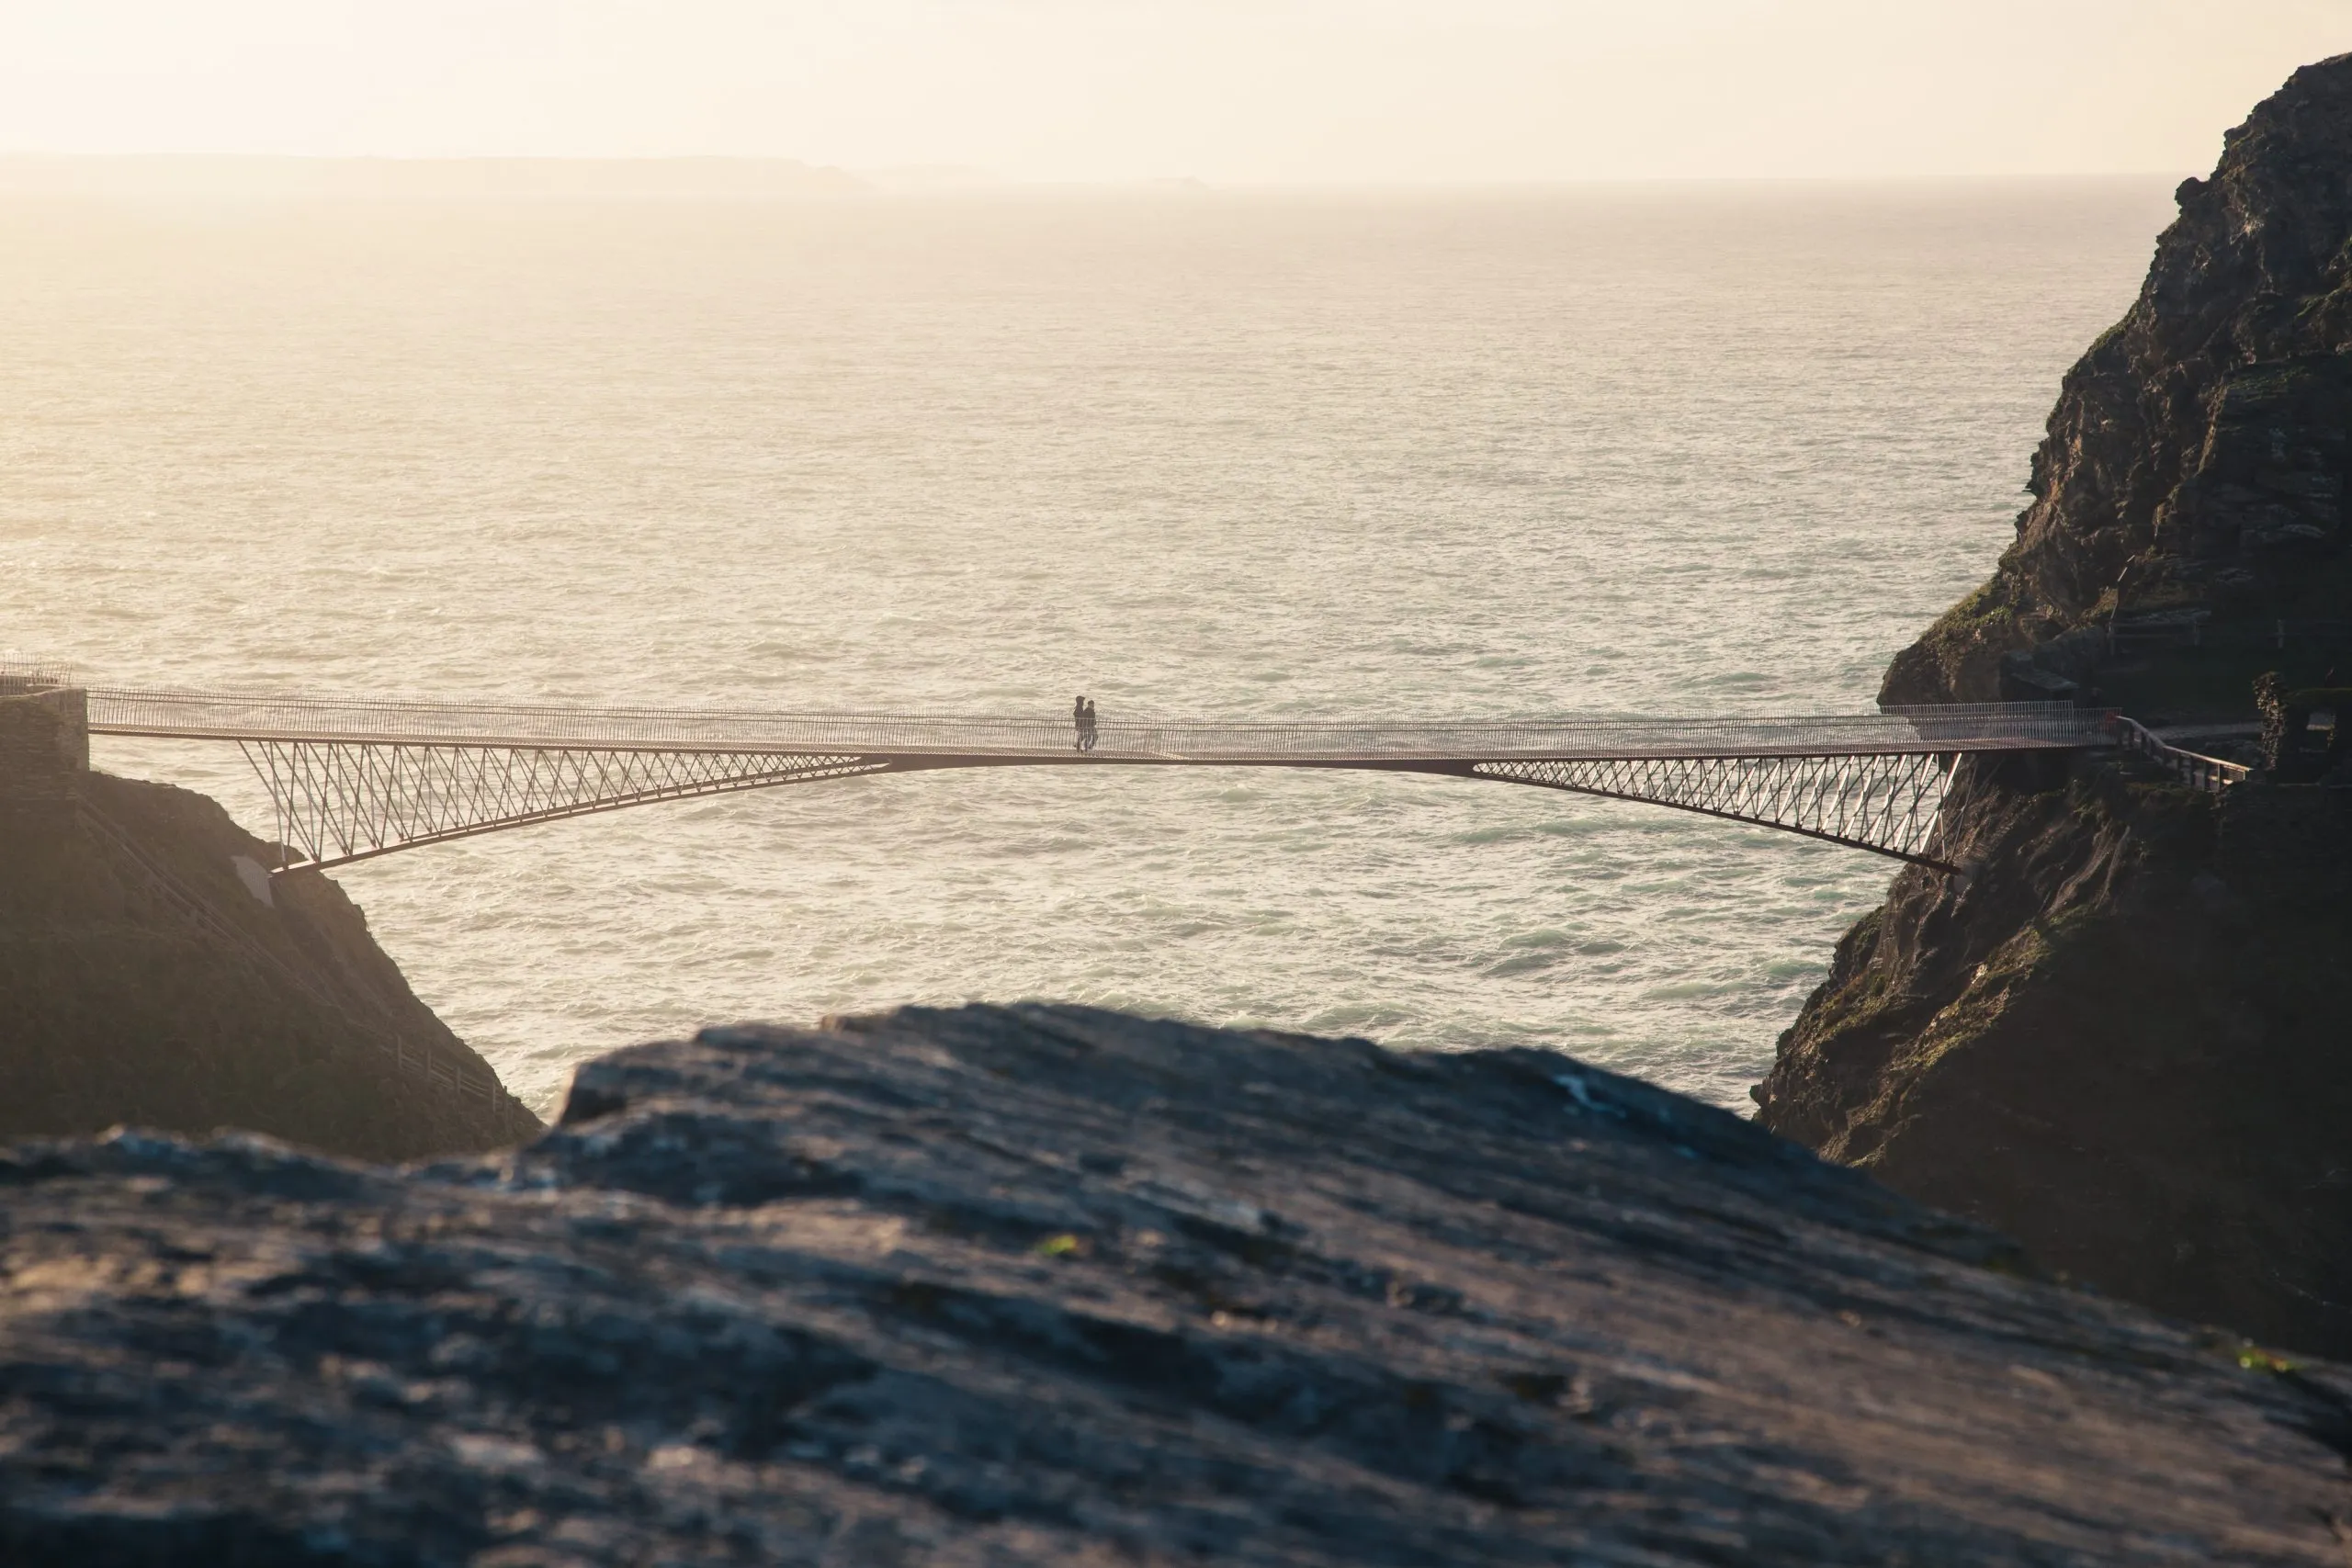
top-left (71, 688), bottom-right (2124, 874)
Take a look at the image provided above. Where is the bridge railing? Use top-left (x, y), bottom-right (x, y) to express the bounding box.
top-left (0, 654), bottom-right (76, 693)
top-left (2111, 716), bottom-right (2251, 793)
top-left (83, 688), bottom-right (2111, 761)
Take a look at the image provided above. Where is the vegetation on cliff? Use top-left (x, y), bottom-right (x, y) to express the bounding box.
top-left (0, 694), bottom-right (540, 1160)
top-left (1760, 56), bottom-right (2352, 1358)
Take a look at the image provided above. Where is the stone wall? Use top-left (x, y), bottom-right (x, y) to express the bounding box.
top-left (0, 692), bottom-right (85, 799)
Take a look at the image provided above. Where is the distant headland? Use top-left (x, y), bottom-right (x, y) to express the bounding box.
top-left (0, 153), bottom-right (869, 200)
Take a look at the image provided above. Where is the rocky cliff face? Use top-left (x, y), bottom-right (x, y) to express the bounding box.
top-left (0, 694), bottom-right (540, 1161)
top-left (7, 1003), bottom-right (2352, 1564)
top-left (1883, 52), bottom-right (2352, 706)
top-left (1758, 57), bottom-right (2352, 1359)
top-left (1758, 758), bottom-right (2352, 1354)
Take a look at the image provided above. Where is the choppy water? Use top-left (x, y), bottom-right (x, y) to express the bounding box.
top-left (0, 181), bottom-right (2174, 1115)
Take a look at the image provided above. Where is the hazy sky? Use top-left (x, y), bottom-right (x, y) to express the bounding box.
top-left (3, 1), bottom-right (2346, 183)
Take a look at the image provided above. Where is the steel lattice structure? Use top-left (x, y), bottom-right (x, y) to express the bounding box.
top-left (72, 685), bottom-right (2121, 874)
top-left (235, 739), bottom-right (891, 870)
top-left (1468, 751), bottom-right (1955, 864)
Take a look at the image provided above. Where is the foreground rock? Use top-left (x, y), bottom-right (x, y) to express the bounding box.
top-left (1759, 55), bottom-right (2352, 1358)
top-left (6, 1004), bottom-right (2352, 1564)
top-left (0, 690), bottom-right (540, 1159)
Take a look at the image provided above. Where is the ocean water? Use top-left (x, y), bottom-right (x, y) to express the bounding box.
top-left (0, 181), bottom-right (2175, 1115)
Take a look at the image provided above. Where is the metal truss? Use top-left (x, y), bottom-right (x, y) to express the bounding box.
top-left (238, 740), bottom-right (888, 871)
top-left (1469, 750), bottom-right (1958, 868)
top-left (233, 739), bottom-right (1963, 875)
top-left (127, 689), bottom-right (2080, 873)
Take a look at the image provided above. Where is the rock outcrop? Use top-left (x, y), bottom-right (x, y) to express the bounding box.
top-left (1758, 56), bottom-right (2352, 1358)
top-left (1, 692), bottom-right (540, 1161)
top-left (1883, 52), bottom-right (2352, 707)
top-left (6, 1003), bottom-right (2352, 1563)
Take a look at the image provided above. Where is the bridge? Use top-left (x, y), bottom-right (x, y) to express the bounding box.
top-left (59, 686), bottom-right (2140, 875)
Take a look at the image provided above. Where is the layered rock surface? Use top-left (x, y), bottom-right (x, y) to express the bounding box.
top-left (6, 1003), bottom-right (2352, 1564)
top-left (1759, 56), bottom-right (2352, 1358)
top-left (0, 694), bottom-right (539, 1160)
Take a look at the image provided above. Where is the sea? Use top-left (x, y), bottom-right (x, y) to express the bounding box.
top-left (0, 179), bottom-right (2177, 1116)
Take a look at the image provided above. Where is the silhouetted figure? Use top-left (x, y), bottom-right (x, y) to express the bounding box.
top-left (1081, 698), bottom-right (1099, 752)
top-left (1073, 694), bottom-right (1088, 751)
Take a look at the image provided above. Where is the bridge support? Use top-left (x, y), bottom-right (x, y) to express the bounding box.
top-left (234, 736), bottom-right (1967, 874)
top-left (1470, 750), bottom-right (1958, 868)
top-left (59, 684), bottom-right (2109, 874)
top-left (240, 739), bottom-right (891, 870)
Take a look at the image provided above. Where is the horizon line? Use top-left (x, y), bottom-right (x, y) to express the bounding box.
top-left (0, 153), bottom-right (2194, 194)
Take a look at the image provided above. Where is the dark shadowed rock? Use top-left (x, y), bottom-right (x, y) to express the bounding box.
top-left (5, 1003), bottom-right (2351, 1564)
top-left (1760, 55), bottom-right (2352, 1359)
top-left (1758, 757), bottom-right (2352, 1356)
top-left (0, 693), bottom-right (540, 1160)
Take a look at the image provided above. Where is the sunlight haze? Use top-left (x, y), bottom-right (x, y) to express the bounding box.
top-left (2, 0), bottom-right (2346, 183)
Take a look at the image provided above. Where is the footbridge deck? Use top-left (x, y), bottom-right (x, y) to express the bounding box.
top-left (77, 688), bottom-right (2119, 874)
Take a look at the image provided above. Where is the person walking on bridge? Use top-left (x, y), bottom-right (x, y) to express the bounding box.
top-left (1081, 697), bottom-right (1099, 752)
top-left (1072, 694), bottom-right (1089, 751)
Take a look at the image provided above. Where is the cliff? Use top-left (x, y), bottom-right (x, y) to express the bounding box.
top-left (7, 1003), bottom-right (2352, 1563)
top-left (1883, 52), bottom-right (2352, 709)
top-left (0, 692), bottom-right (540, 1160)
top-left (1758, 57), bottom-right (2352, 1358)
